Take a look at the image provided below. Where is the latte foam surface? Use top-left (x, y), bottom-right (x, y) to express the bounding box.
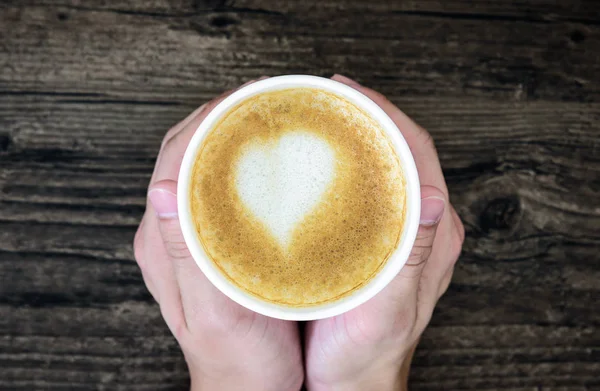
top-left (190, 88), bottom-right (406, 306)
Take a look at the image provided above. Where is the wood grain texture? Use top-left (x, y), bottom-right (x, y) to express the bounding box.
top-left (0, 0), bottom-right (599, 390)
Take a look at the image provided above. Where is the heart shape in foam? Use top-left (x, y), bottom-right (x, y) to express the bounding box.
top-left (235, 132), bottom-right (335, 247)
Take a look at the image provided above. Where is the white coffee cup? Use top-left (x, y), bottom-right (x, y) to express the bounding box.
top-left (177, 75), bottom-right (421, 320)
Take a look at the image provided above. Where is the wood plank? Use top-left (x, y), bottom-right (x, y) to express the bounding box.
top-left (0, 303), bottom-right (166, 337)
top-left (2, 99), bottom-right (598, 229)
top-left (0, 324), bottom-right (596, 389)
top-left (1, 3), bottom-right (599, 102)
top-left (0, 252), bottom-right (149, 307)
top-left (13, 0), bottom-right (600, 24)
top-left (234, 0), bottom-right (600, 22)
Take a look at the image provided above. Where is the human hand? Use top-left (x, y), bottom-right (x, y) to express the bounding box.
top-left (304, 75), bottom-right (465, 391)
top-left (133, 79), bottom-right (304, 391)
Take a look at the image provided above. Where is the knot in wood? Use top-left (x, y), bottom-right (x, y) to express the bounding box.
top-left (479, 195), bottom-right (521, 233)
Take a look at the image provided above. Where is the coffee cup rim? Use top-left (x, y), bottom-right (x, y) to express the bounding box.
top-left (177, 75), bottom-right (421, 320)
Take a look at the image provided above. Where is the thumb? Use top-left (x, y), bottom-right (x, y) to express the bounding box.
top-left (147, 180), bottom-right (189, 260)
top-left (148, 180), bottom-right (211, 326)
top-left (399, 185), bottom-right (446, 279)
top-left (364, 185), bottom-right (446, 321)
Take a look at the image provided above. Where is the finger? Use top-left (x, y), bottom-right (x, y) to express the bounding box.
top-left (331, 74), bottom-right (447, 195)
top-left (148, 179), bottom-right (240, 329)
top-left (372, 186), bottom-right (445, 316)
top-left (398, 186), bottom-right (446, 280)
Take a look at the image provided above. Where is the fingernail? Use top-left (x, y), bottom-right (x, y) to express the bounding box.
top-left (148, 189), bottom-right (178, 219)
top-left (332, 74), bottom-right (361, 87)
top-left (420, 196), bottom-right (445, 226)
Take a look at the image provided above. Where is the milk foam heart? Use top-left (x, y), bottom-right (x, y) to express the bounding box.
top-left (235, 132), bottom-right (335, 247)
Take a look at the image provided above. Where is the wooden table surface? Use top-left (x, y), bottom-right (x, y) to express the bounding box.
top-left (1, 0), bottom-right (599, 390)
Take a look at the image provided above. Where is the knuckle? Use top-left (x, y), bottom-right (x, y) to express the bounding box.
top-left (395, 306), bottom-right (419, 334)
top-left (420, 129), bottom-right (436, 150)
top-left (143, 281), bottom-right (158, 304)
top-left (166, 239), bottom-right (191, 262)
top-left (181, 304), bottom-right (210, 335)
top-left (215, 310), bottom-right (255, 338)
top-left (416, 224), bottom-right (437, 244)
top-left (161, 131), bottom-right (177, 152)
top-left (350, 299), bottom-right (417, 345)
top-left (407, 227), bottom-right (435, 267)
top-left (369, 88), bottom-right (391, 104)
top-left (348, 312), bottom-right (389, 344)
top-left (389, 306), bottom-right (419, 344)
top-left (407, 245), bottom-right (428, 267)
top-left (414, 304), bottom-right (435, 337)
top-left (157, 300), bottom-right (189, 343)
top-left (161, 220), bottom-right (191, 262)
top-left (448, 207), bottom-right (465, 266)
top-left (349, 313), bottom-right (379, 344)
top-left (166, 311), bottom-right (189, 343)
top-left (450, 232), bottom-right (464, 265)
top-left (133, 228), bottom-right (145, 268)
top-left (186, 303), bottom-right (256, 342)
top-left (162, 128), bottom-right (179, 148)
top-left (438, 267), bottom-right (455, 299)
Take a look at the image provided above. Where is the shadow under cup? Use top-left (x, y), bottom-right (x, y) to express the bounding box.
top-left (178, 75), bottom-right (421, 321)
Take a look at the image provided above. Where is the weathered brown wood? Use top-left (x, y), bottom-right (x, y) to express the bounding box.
top-left (2, 1), bottom-right (600, 103)
top-left (1, 0), bottom-right (599, 390)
